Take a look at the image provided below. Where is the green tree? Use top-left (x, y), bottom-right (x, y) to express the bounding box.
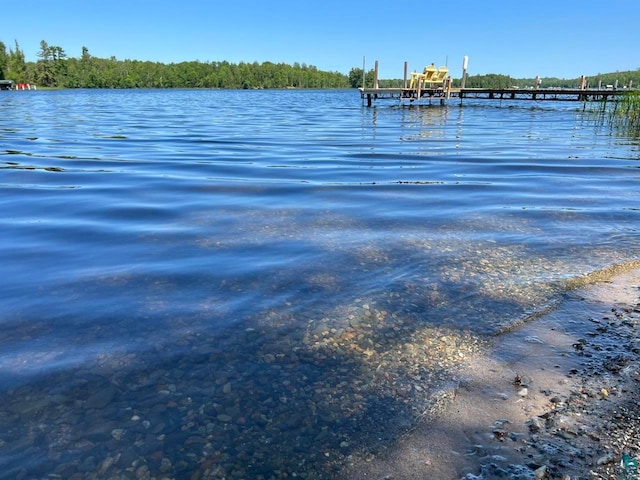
top-left (34, 40), bottom-right (67, 87)
top-left (348, 67), bottom-right (364, 88)
top-left (465, 73), bottom-right (515, 89)
top-left (36, 40), bottom-right (56, 86)
top-left (0, 41), bottom-right (7, 79)
top-left (37, 40), bottom-right (52, 61)
top-left (349, 67), bottom-right (375, 88)
top-left (7, 41), bottom-right (27, 83)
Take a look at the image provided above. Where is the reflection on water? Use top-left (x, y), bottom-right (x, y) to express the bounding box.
top-left (0, 89), bottom-right (639, 478)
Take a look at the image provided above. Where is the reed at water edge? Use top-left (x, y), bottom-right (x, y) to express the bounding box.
top-left (590, 90), bottom-right (640, 137)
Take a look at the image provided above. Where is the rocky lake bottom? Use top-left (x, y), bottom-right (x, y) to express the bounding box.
top-left (343, 266), bottom-right (640, 480)
top-left (1, 266), bottom-right (639, 480)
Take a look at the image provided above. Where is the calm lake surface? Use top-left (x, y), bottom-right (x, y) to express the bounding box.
top-left (1, 89), bottom-right (639, 478)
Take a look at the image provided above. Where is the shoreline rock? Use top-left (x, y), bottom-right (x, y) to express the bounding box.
top-left (341, 268), bottom-right (640, 479)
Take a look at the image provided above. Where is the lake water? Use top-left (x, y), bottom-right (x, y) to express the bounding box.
top-left (0, 89), bottom-right (639, 479)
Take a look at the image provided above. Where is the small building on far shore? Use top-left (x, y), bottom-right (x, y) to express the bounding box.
top-left (0, 80), bottom-right (15, 90)
top-left (0, 81), bottom-right (36, 90)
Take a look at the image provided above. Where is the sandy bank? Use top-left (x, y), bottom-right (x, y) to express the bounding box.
top-left (341, 267), bottom-right (640, 479)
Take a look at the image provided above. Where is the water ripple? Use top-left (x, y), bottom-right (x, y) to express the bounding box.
top-left (1, 89), bottom-right (639, 478)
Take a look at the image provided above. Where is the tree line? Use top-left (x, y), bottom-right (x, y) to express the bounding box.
top-left (460, 72), bottom-right (639, 89)
top-left (0, 40), bottom-right (352, 89)
top-left (2, 40), bottom-right (639, 90)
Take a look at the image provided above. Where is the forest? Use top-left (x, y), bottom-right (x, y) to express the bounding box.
top-left (1, 39), bottom-right (639, 90)
top-left (0, 41), bottom-right (351, 89)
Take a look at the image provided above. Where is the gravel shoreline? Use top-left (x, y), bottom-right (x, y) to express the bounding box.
top-left (341, 268), bottom-right (640, 480)
top-left (1, 268), bottom-right (638, 479)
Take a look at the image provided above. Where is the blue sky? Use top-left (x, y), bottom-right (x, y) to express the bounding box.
top-left (2, 0), bottom-right (639, 80)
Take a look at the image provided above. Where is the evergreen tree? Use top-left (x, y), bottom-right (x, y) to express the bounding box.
top-left (36, 40), bottom-right (55, 86)
top-left (35, 40), bottom-right (67, 87)
top-left (0, 41), bottom-right (7, 79)
top-left (8, 41), bottom-right (27, 83)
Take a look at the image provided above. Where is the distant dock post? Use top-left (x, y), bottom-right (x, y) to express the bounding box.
top-left (580, 75), bottom-right (587, 90)
top-left (403, 61), bottom-right (408, 89)
top-left (374, 60), bottom-right (379, 89)
top-left (461, 56), bottom-right (468, 89)
top-left (459, 56), bottom-right (469, 105)
top-left (579, 75), bottom-right (587, 101)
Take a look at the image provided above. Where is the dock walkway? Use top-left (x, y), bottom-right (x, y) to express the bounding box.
top-left (359, 86), bottom-right (626, 106)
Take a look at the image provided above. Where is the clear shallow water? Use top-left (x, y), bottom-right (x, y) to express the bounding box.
top-left (0, 89), bottom-right (639, 478)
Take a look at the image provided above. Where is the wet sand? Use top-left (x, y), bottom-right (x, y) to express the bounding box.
top-left (341, 267), bottom-right (640, 479)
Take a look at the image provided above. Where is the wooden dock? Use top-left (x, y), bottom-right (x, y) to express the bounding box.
top-left (359, 59), bottom-right (630, 106)
top-left (359, 86), bottom-right (627, 106)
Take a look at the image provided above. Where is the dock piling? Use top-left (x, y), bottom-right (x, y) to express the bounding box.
top-left (403, 62), bottom-right (408, 90)
top-left (374, 60), bottom-right (379, 90)
top-left (461, 56), bottom-right (468, 89)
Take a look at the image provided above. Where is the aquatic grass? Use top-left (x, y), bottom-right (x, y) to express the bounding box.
top-left (588, 90), bottom-right (640, 137)
top-left (608, 90), bottom-right (640, 134)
